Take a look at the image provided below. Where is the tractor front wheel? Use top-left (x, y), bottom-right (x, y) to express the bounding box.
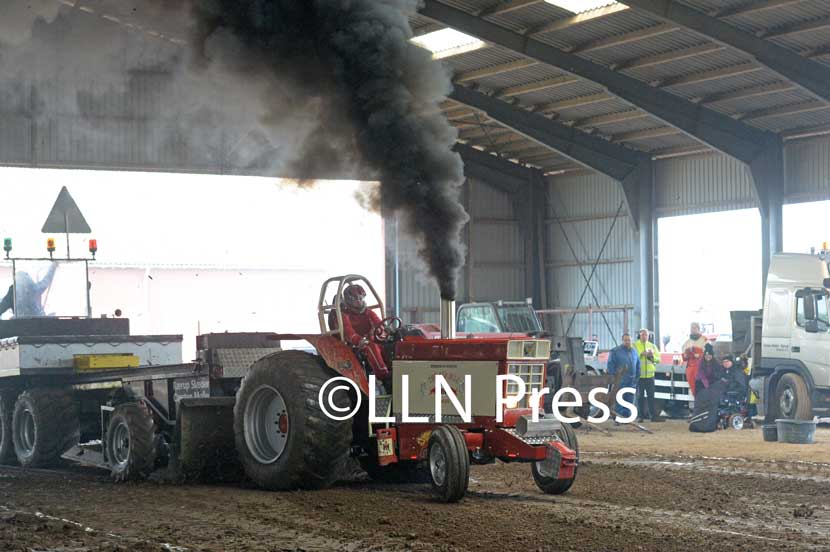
top-left (428, 425), bottom-right (469, 503)
top-left (532, 422), bottom-right (579, 495)
top-left (234, 351), bottom-right (353, 490)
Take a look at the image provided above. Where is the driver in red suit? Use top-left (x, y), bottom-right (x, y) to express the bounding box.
top-left (341, 284), bottom-right (390, 380)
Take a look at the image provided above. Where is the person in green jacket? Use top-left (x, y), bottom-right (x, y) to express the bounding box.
top-left (634, 328), bottom-right (663, 422)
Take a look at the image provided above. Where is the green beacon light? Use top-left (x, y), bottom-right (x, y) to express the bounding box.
top-left (3, 238), bottom-right (11, 259)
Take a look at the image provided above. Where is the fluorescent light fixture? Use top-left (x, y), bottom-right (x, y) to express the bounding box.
top-left (411, 28), bottom-right (486, 60)
top-left (545, 0), bottom-right (619, 14)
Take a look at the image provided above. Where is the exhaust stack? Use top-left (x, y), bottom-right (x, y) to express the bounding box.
top-left (440, 299), bottom-right (456, 339)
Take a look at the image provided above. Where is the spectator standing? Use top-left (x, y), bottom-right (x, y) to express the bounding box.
top-left (634, 329), bottom-right (662, 422)
top-left (606, 333), bottom-right (641, 421)
top-left (682, 322), bottom-right (708, 397)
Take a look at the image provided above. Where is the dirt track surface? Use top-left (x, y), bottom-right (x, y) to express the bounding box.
top-left (2, 421), bottom-right (830, 552)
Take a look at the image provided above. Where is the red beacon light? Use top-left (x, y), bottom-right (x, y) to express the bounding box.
top-left (89, 238), bottom-right (98, 259)
top-left (46, 237), bottom-right (56, 259)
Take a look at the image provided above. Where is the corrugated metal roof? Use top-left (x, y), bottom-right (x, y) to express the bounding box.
top-left (534, 8), bottom-right (661, 49)
top-left (556, 98), bottom-right (636, 122)
top-left (621, 47), bottom-right (752, 84)
top-left (721, 0), bottom-right (830, 33)
top-left (578, 29), bottom-right (707, 67)
top-left (442, 46), bottom-right (524, 72)
top-left (484, 2), bottom-right (576, 33)
top-left (708, 87), bottom-right (814, 116)
top-left (749, 107), bottom-right (830, 133)
top-left (428, 0), bottom-right (830, 164)
top-left (511, 79), bottom-right (606, 105)
top-left (471, 64), bottom-right (570, 91)
top-left (663, 69), bottom-right (781, 100)
top-left (771, 27), bottom-right (830, 53)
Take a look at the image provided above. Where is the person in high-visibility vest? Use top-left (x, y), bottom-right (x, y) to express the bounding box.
top-left (634, 329), bottom-right (662, 422)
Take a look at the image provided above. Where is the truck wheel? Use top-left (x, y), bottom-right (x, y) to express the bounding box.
top-left (427, 425), bottom-right (469, 503)
top-left (0, 390), bottom-right (17, 465)
top-left (775, 373), bottom-right (812, 420)
top-left (106, 403), bottom-right (157, 482)
top-left (234, 351), bottom-right (352, 490)
top-left (12, 389), bottom-right (79, 468)
top-left (532, 422), bottom-right (579, 495)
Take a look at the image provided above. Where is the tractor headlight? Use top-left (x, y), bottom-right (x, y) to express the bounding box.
top-left (507, 340), bottom-right (552, 360)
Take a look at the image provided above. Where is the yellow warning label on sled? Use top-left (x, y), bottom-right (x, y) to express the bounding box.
top-left (74, 354), bottom-right (139, 371)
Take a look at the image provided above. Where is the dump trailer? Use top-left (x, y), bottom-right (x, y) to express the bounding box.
top-left (0, 249), bottom-right (284, 480)
top-left (0, 313), bottom-right (284, 479)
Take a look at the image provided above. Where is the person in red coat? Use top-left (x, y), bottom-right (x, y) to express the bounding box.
top-left (340, 284), bottom-right (390, 380)
top-left (682, 322), bottom-right (708, 397)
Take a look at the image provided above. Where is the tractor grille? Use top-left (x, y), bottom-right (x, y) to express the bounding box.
top-left (507, 363), bottom-right (545, 408)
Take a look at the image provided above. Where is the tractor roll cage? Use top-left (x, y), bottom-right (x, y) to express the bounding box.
top-left (318, 274), bottom-right (385, 342)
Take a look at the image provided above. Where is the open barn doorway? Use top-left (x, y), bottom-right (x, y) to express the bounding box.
top-left (657, 208), bottom-right (761, 353)
top-left (0, 167), bottom-right (384, 356)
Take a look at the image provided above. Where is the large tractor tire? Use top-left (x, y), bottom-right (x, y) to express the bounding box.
top-left (0, 390), bottom-right (17, 465)
top-left (532, 422), bottom-right (579, 495)
top-left (234, 351), bottom-right (352, 491)
top-left (105, 402), bottom-right (157, 482)
top-left (774, 373), bottom-right (812, 420)
top-left (12, 389), bottom-right (79, 468)
top-left (427, 425), bottom-right (469, 503)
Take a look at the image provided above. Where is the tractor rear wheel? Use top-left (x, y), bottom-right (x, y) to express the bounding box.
top-left (106, 402), bottom-right (157, 482)
top-left (428, 425), bottom-right (469, 503)
top-left (234, 351), bottom-right (353, 490)
top-left (532, 422), bottom-right (579, 495)
top-left (0, 390), bottom-right (17, 465)
top-left (12, 388), bottom-right (79, 468)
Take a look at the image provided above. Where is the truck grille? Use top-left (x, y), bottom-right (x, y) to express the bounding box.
top-left (507, 363), bottom-right (545, 408)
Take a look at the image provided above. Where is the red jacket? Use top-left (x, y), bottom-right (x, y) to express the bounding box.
top-left (341, 309), bottom-right (382, 347)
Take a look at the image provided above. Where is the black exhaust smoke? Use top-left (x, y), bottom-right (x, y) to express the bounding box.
top-left (1, 0), bottom-right (468, 298)
top-left (191, 1), bottom-right (469, 299)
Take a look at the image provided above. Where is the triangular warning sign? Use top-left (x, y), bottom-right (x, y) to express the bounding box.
top-left (41, 186), bottom-right (91, 234)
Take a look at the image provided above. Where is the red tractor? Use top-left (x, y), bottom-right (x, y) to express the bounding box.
top-left (233, 275), bottom-right (578, 502)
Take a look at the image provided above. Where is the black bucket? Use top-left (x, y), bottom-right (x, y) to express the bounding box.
top-left (775, 419), bottom-right (817, 444)
top-left (762, 424), bottom-right (778, 442)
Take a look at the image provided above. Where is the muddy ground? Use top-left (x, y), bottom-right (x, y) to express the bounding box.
top-left (2, 421), bottom-right (829, 552)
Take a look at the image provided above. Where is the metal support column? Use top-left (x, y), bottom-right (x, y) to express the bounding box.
top-left (513, 169), bottom-right (548, 307)
top-left (637, 160), bottom-right (656, 333)
top-left (750, 139), bottom-right (785, 295)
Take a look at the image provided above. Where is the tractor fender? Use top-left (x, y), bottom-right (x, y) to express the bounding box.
top-left (271, 334), bottom-right (370, 396)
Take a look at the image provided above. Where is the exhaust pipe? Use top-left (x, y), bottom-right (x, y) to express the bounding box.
top-left (440, 299), bottom-right (456, 339)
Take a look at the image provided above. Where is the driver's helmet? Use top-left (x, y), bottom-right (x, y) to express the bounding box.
top-left (343, 284), bottom-right (367, 314)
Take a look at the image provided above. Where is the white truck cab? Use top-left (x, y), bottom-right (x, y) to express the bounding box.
top-left (755, 253), bottom-right (830, 419)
